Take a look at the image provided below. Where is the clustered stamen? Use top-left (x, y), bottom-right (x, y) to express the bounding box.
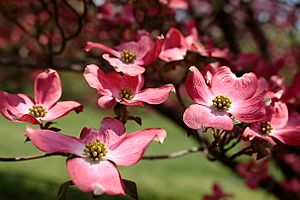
top-left (212, 95), bottom-right (232, 111)
top-left (28, 105), bottom-right (47, 118)
top-left (120, 50), bottom-right (136, 64)
top-left (260, 122), bottom-right (272, 135)
top-left (119, 87), bottom-right (134, 100)
top-left (84, 139), bottom-right (107, 161)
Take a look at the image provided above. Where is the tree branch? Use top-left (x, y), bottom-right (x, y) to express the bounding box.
top-left (142, 146), bottom-right (203, 160)
top-left (0, 152), bottom-right (67, 162)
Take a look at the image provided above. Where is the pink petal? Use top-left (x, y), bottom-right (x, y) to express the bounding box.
top-left (142, 36), bottom-right (163, 65)
top-left (85, 42), bottom-right (120, 57)
top-left (102, 54), bottom-right (145, 76)
top-left (107, 128), bottom-right (167, 166)
top-left (230, 93), bottom-right (267, 123)
top-left (106, 71), bottom-right (143, 94)
top-left (25, 126), bottom-right (84, 156)
top-left (0, 92), bottom-right (40, 124)
top-left (183, 104), bottom-right (234, 130)
top-left (84, 64), bottom-right (113, 96)
top-left (100, 117), bottom-right (126, 137)
top-left (14, 114), bottom-right (41, 124)
top-left (270, 102), bottom-right (288, 129)
top-left (42, 101), bottom-right (83, 121)
top-left (272, 128), bottom-right (300, 146)
top-left (4, 92), bottom-right (34, 114)
top-left (286, 112), bottom-right (300, 127)
top-left (98, 96), bottom-right (116, 108)
top-left (186, 66), bottom-right (214, 106)
top-left (211, 66), bottom-right (257, 101)
top-left (115, 41), bottom-right (139, 55)
top-left (162, 28), bottom-right (187, 50)
top-left (67, 158), bottom-right (125, 195)
top-left (133, 84), bottom-right (175, 104)
top-left (34, 69), bottom-right (62, 108)
top-left (243, 126), bottom-right (276, 145)
top-left (118, 99), bottom-right (144, 106)
top-left (159, 48), bottom-right (187, 62)
top-left (79, 118), bottom-right (125, 146)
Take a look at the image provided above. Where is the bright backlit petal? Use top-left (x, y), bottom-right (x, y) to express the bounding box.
top-left (133, 84), bottom-right (175, 104)
top-left (67, 158), bottom-right (125, 195)
top-left (183, 104), bottom-right (233, 130)
top-left (34, 69), bottom-right (62, 108)
top-left (43, 101), bottom-right (83, 121)
top-left (186, 66), bottom-right (214, 106)
top-left (25, 126), bottom-right (84, 156)
top-left (211, 66), bottom-right (257, 101)
top-left (107, 128), bottom-right (167, 166)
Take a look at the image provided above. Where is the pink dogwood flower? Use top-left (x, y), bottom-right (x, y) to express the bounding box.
top-left (159, 28), bottom-right (188, 62)
top-left (243, 101), bottom-right (300, 146)
top-left (85, 35), bottom-right (162, 76)
top-left (183, 66), bottom-right (266, 131)
top-left (25, 117), bottom-right (167, 195)
top-left (0, 69), bottom-right (83, 124)
top-left (83, 64), bottom-right (175, 108)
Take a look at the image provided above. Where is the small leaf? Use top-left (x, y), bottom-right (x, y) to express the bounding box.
top-left (57, 180), bottom-right (74, 200)
top-left (128, 116), bottom-right (142, 125)
top-left (43, 121), bottom-right (56, 129)
top-left (49, 127), bottom-right (62, 132)
top-left (24, 136), bottom-right (31, 143)
top-left (122, 179), bottom-right (139, 200)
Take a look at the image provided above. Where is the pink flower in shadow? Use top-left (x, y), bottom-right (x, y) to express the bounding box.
top-left (25, 117), bottom-right (167, 195)
top-left (85, 35), bottom-right (162, 76)
top-left (83, 64), bottom-right (175, 108)
top-left (159, 28), bottom-right (188, 62)
top-left (202, 183), bottom-right (232, 200)
top-left (236, 159), bottom-right (270, 189)
top-left (0, 69), bottom-right (83, 124)
top-left (183, 66), bottom-right (266, 131)
top-left (243, 101), bottom-right (300, 146)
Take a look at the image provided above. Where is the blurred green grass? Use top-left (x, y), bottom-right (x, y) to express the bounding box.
top-left (0, 72), bottom-right (277, 200)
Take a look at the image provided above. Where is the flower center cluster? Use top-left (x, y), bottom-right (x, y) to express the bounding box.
top-left (84, 139), bottom-right (107, 161)
top-left (260, 122), bottom-right (272, 135)
top-left (28, 105), bottom-right (47, 118)
top-left (120, 50), bottom-right (136, 64)
top-left (119, 87), bottom-right (134, 100)
top-left (212, 95), bottom-right (232, 111)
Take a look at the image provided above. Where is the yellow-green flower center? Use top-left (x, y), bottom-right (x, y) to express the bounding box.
top-left (212, 95), bottom-right (232, 111)
top-left (260, 122), bottom-right (272, 135)
top-left (84, 139), bottom-right (107, 161)
top-left (28, 105), bottom-right (47, 118)
top-left (120, 50), bottom-right (136, 64)
top-left (119, 87), bottom-right (134, 100)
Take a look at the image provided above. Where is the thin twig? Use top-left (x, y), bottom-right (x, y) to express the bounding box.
top-left (142, 146), bottom-right (203, 160)
top-left (0, 152), bottom-right (67, 162)
top-left (229, 145), bottom-right (253, 160)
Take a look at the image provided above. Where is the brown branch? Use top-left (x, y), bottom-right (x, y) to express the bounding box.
top-left (0, 152), bottom-right (67, 162)
top-left (142, 146), bottom-right (203, 160)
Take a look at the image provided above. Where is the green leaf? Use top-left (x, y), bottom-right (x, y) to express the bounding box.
top-left (122, 179), bottom-right (139, 200)
top-left (57, 180), bottom-right (74, 200)
top-left (128, 116), bottom-right (142, 125)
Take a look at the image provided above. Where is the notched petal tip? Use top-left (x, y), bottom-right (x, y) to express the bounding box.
top-left (157, 34), bottom-right (165, 40)
top-left (153, 129), bottom-right (167, 144)
top-left (189, 66), bottom-right (197, 72)
top-left (84, 42), bottom-right (94, 52)
top-left (93, 183), bottom-right (105, 196)
top-left (74, 105), bottom-right (84, 114)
